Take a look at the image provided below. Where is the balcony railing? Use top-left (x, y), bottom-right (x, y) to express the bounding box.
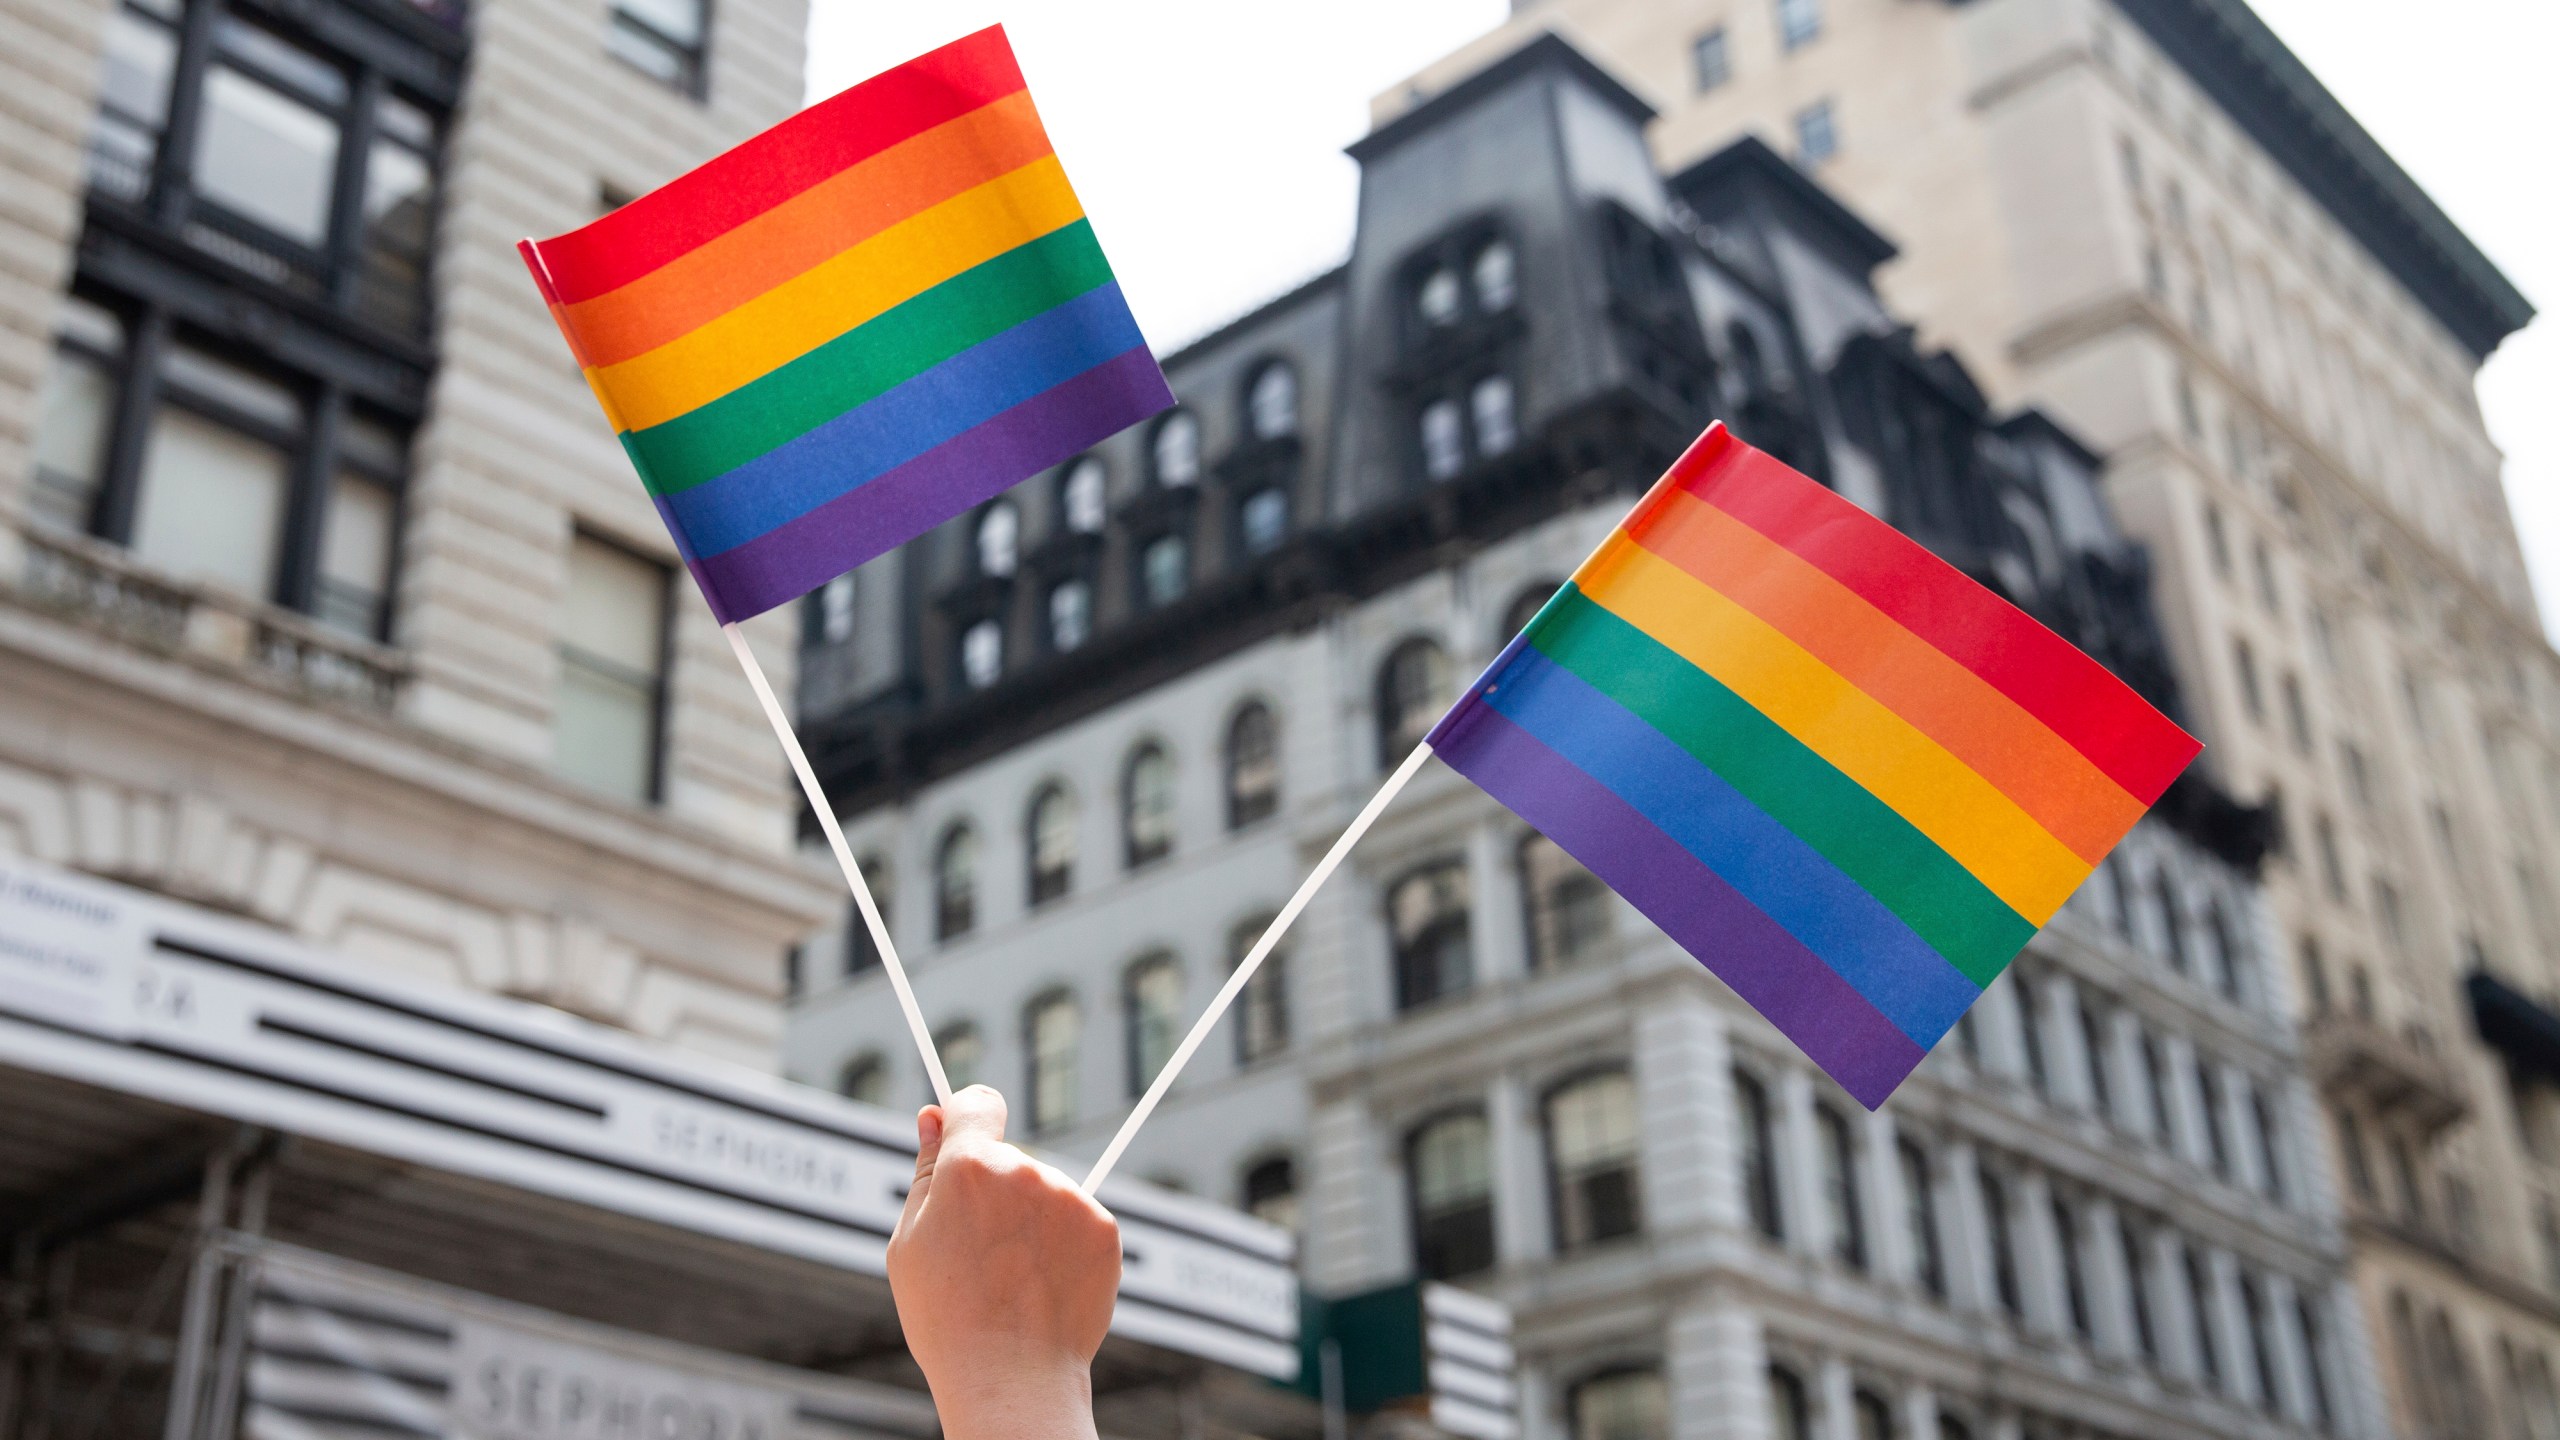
top-left (15, 529), bottom-right (409, 714)
top-left (2303, 1010), bottom-right (2470, 1137)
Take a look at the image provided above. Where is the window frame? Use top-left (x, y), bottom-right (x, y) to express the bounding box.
top-left (1121, 741), bottom-right (1177, 869)
top-left (1406, 1107), bottom-right (1497, 1281)
top-left (1544, 1068), bottom-right (1644, 1253)
top-left (605, 0), bottom-right (712, 97)
top-left (554, 529), bottom-right (674, 805)
top-left (1387, 859), bottom-right (1473, 1012)
top-left (1022, 988), bottom-right (1080, 1136)
top-left (1025, 782), bottom-right (1076, 907)
top-left (1122, 951), bottom-right (1182, 1098)
top-left (1224, 701), bottom-right (1281, 830)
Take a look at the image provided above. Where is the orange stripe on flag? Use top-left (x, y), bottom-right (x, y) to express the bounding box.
top-left (559, 92), bottom-right (1054, 369)
top-left (1630, 488), bottom-right (2148, 863)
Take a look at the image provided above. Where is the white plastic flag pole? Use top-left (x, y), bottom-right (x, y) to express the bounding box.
top-left (723, 622), bottom-right (954, 1107)
top-left (1083, 739), bottom-right (1436, 1193)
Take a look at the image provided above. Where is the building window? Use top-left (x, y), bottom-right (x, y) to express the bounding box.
top-left (1377, 637), bottom-right (1451, 762)
top-left (1470, 374), bottom-right (1519, 458)
top-left (2142, 1030), bottom-right (2173, 1145)
top-left (934, 822), bottom-right (977, 941)
top-left (1768, 1366), bottom-right (1809, 1440)
top-left (1024, 990), bottom-right (1079, 1135)
top-left (2079, 1003), bottom-right (2113, 1119)
top-left (2153, 873), bottom-right (2192, 975)
top-left (1547, 1070), bottom-right (1642, 1251)
top-left (1152, 410), bottom-right (1201, 487)
top-left (1139, 533), bottom-right (1188, 606)
top-left (1736, 1068), bottom-right (1782, 1241)
top-left (1232, 915), bottom-right (1289, 1063)
top-left (1124, 953), bottom-right (1182, 1097)
top-left (1472, 239), bottom-right (1518, 312)
top-left (1225, 702), bottom-right (1280, 829)
top-left (838, 1053), bottom-right (886, 1105)
top-left (2297, 1297), bottom-right (2333, 1430)
top-left (2233, 636), bottom-right (2265, 720)
top-left (1522, 833), bottom-right (1610, 971)
top-left (2124, 1222), bottom-right (2159, 1363)
top-left (555, 533), bottom-right (669, 802)
top-left (132, 346), bottom-right (301, 600)
top-left (975, 500), bottom-right (1019, 577)
top-left (2198, 1061), bottom-right (2231, 1179)
top-left (1775, 0), bottom-right (1822, 48)
top-left (959, 617), bottom-right (1002, 689)
top-left (1047, 579), bottom-right (1091, 652)
top-left (2187, 1247), bottom-right (2223, 1390)
top-left (1026, 783), bottom-right (1076, 906)
top-left (1059, 455), bottom-right (1107, 533)
top-left (1388, 861), bottom-right (1473, 1011)
top-left (1420, 397), bottom-right (1465, 480)
top-left (1247, 361), bottom-right (1298, 440)
top-left (814, 573), bottom-right (857, 644)
top-left (1417, 266), bottom-right (1463, 328)
top-left (2243, 1277), bottom-right (2280, 1414)
top-left (1122, 742), bottom-right (1176, 868)
top-left (1981, 1167), bottom-right (2022, 1318)
top-left (2015, 974), bottom-right (2049, 1097)
top-left (2054, 1196), bottom-right (2092, 1340)
top-left (936, 1022), bottom-right (983, 1092)
top-left (1692, 27), bottom-right (1731, 92)
top-left (310, 418), bottom-right (400, 637)
top-left (1242, 1155), bottom-right (1298, 1232)
top-left (607, 0), bottom-right (708, 93)
top-left (1794, 100), bottom-right (1838, 165)
top-left (28, 300), bottom-right (122, 534)
top-left (844, 855), bottom-right (888, 974)
top-left (90, 4), bottom-right (176, 201)
top-left (1898, 1138), bottom-right (1943, 1297)
top-left (1852, 1392), bottom-right (1894, 1440)
top-left (1816, 1104), bottom-right (1865, 1270)
top-left (1570, 1369), bottom-right (1666, 1440)
top-left (1409, 1110), bottom-right (1495, 1280)
top-left (2250, 1084), bottom-right (2286, 1202)
top-left (1239, 486), bottom-right (1289, 554)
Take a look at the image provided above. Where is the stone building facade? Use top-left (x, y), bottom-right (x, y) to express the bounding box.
top-left (788, 35), bottom-right (2380, 1440)
top-left (1385, 2), bottom-right (2560, 1436)
top-left (0, 0), bottom-right (828, 1060)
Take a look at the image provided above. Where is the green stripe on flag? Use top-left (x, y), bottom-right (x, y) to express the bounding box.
top-left (625, 220), bottom-right (1117, 495)
top-left (1529, 586), bottom-right (2035, 985)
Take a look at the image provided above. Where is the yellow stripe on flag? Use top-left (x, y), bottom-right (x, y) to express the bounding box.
top-left (1577, 534), bottom-right (2091, 922)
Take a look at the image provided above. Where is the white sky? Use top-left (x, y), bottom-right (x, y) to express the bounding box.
top-left (805, 1), bottom-right (2556, 640)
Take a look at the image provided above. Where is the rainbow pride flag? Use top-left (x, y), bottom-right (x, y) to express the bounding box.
top-left (1429, 424), bottom-right (2199, 1107)
top-left (517, 26), bottom-right (1172, 623)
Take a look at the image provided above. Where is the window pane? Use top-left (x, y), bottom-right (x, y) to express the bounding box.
top-left (1027, 994), bottom-right (1079, 1134)
top-left (1028, 786), bottom-right (1075, 904)
top-left (1471, 374), bottom-right (1517, 456)
top-left (1152, 412), bottom-right (1200, 486)
top-left (976, 501), bottom-right (1019, 577)
top-left (605, 17), bottom-right (686, 84)
top-left (1794, 100), bottom-right (1838, 165)
top-left (1226, 704), bottom-right (1279, 828)
top-left (1523, 833), bottom-right (1609, 970)
top-left (1572, 1371), bottom-right (1665, 1440)
top-left (837, 1055), bottom-right (887, 1104)
top-left (1240, 487), bottom-right (1288, 554)
top-left (194, 65), bottom-right (341, 246)
top-left (1243, 1157), bottom-right (1297, 1231)
top-left (1417, 267), bottom-right (1461, 327)
top-left (1550, 1072), bottom-right (1641, 1249)
top-left (1127, 957), bottom-right (1181, 1095)
top-left (819, 573), bottom-right (857, 642)
top-left (1125, 745), bottom-right (1175, 866)
top-left (131, 403), bottom-right (289, 597)
top-left (31, 344), bottom-right (117, 532)
top-left (555, 655), bottom-right (656, 799)
top-left (1692, 28), bottom-right (1731, 93)
top-left (1048, 580), bottom-right (1091, 652)
top-left (1232, 918), bottom-right (1288, 1062)
top-left (360, 134), bottom-right (434, 330)
top-left (1421, 398), bottom-right (1464, 480)
top-left (1472, 241), bottom-right (1517, 312)
top-left (1379, 639), bottom-right (1451, 756)
top-left (1390, 862), bottom-right (1472, 1010)
top-left (316, 471), bottom-right (397, 637)
top-left (562, 536), bottom-right (667, 673)
top-left (1141, 534), bottom-right (1187, 606)
top-left (960, 617), bottom-right (1002, 688)
top-left (1248, 363), bottom-right (1297, 440)
top-left (936, 826), bottom-right (977, 940)
top-left (1061, 457), bottom-right (1106, 532)
top-left (937, 1025), bottom-right (982, 1091)
top-left (555, 537), bottom-right (666, 800)
top-left (614, 0), bottom-right (703, 47)
top-left (91, 9), bottom-right (175, 197)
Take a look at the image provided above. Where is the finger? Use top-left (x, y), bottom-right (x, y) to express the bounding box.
top-left (897, 1105), bottom-right (944, 1234)
top-left (938, 1084), bottom-right (1009, 1153)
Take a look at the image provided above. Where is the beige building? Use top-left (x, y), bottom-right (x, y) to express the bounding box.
top-left (0, 0), bottom-right (830, 1061)
top-left (1387, 1), bottom-right (2560, 1435)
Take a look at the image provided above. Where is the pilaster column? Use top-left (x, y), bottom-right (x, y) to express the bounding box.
top-left (1489, 1069), bottom-right (1549, 1265)
top-left (1778, 1067), bottom-right (1823, 1261)
top-left (1815, 1355), bottom-right (1854, 1440)
top-left (1667, 1291), bottom-right (1770, 1440)
top-left (1946, 1139), bottom-right (1992, 1315)
top-left (1635, 988), bottom-right (1740, 1233)
top-left (2261, 1271), bottom-right (2315, 1426)
top-left (2154, 1228), bottom-right (2204, 1386)
top-left (1303, 1097), bottom-right (1397, 1291)
top-left (2017, 1168), bottom-right (2064, 1339)
top-left (2086, 1198), bottom-right (2135, 1362)
top-left (2206, 1247), bottom-right (2254, 1409)
top-left (2108, 1008), bottom-right (2150, 1135)
top-left (1862, 1107), bottom-right (1907, 1287)
top-left (2322, 1277), bottom-right (2393, 1440)
top-left (1900, 1386), bottom-right (1937, 1440)
top-left (1468, 818), bottom-right (1529, 987)
top-left (2216, 1059), bottom-right (2263, 1193)
top-left (2045, 974), bottom-right (2094, 1113)
top-left (2161, 1032), bottom-right (2208, 1170)
top-left (1978, 974), bottom-right (2027, 1085)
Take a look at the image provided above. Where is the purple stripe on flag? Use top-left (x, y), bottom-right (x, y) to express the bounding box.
top-left (682, 345), bottom-right (1173, 622)
top-left (1432, 698), bottom-right (1927, 1108)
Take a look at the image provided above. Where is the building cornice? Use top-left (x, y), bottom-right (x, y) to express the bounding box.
top-left (1347, 30), bottom-right (1654, 163)
top-left (2100, 0), bottom-right (2533, 360)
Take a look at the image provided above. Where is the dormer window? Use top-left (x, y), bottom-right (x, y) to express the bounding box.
top-left (1247, 361), bottom-right (1298, 441)
top-left (1152, 410), bottom-right (1201, 487)
top-left (974, 500), bottom-right (1019, 577)
top-left (1471, 241), bottom-right (1517, 313)
top-left (1059, 456), bottom-right (1106, 533)
top-left (1417, 267), bottom-right (1463, 328)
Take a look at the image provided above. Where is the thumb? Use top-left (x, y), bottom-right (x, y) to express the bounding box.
top-left (897, 1104), bottom-right (946, 1235)
top-left (938, 1083), bottom-right (1010, 1155)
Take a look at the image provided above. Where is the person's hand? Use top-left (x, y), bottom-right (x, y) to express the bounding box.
top-left (885, 1085), bottom-right (1121, 1440)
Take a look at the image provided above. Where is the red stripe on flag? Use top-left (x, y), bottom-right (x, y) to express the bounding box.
top-left (535, 25), bottom-right (1028, 305)
top-left (1668, 424), bottom-right (2200, 804)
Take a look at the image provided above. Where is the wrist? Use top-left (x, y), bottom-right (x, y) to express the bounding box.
top-left (926, 1360), bottom-right (1096, 1440)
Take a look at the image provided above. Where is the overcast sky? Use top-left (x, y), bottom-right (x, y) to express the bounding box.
top-left (806, 1), bottom-right (2555, 639)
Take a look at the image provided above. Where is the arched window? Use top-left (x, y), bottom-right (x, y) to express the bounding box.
top-left (1408, 1109), bottom-right (1494, 1279)
top-left (934, 822), bottom-right (977, 941)
top-left (1898, 1137), bottom-right (1942, 1298)
top-left (1058, 455), bottom-right (1107, 533)
top-left (1568, 1368), bottom-right (1665, 1440)
top-left (1240, 486), bottom-right (1289, 554)
top-left (1122, 742), bottom-right (1176, 867)
top-left (1735, 1068), bottom-right (1782, 1241)
top-left (1124, 952), bottom-right (1182, 1096)
top-left (1766, 1366), bottom-right (1809, 1440)
top-left (1231, 915), bottom-right (1289, 1063)
top-left (1417, 266), bottom-right (1462, 328)
top-left (1247, 361), bottom-right (1298, 441)
top-left (837, 1053), bottom-right (886, 1105)
top-left (975, 500), bottom-right (1019, 577)
top-left (1152, 410), bottom-right (1200, 487)
top-left (1026, 783), bottom-right (1076, 906)
top-left (1471, 239), bottom-right (1518, 313)
top-left (1140, 532), bottom-right (1188, 606)
top-left (1853, 1391), bottom-right (1894, 1440)
top-left (1816, 1104), bottom-right (1865, 1270)
top-left (815, 572), bottom-right (856, 643)
top-left (2187, 1246), bottom-right (2223, 1390)
top-left (1388, 861), bottom-right (1472, 1010)
top-left (1377, 637), bottom-right (1451, 762)
top-left (935, 1022), bottom-right (983, 1091)
top-left (1980, 1166), bottom-right (2021, 1318)
top-left (1521, 833), bottom-right (1609, 971)
top-left (1242, 1155), bottom-right (1298, 1231)
top-left (1047, 579), bottom-right (1092, 652)
top-left (844, 854), bottom-right (888, 974)
top-left (959, 617), bottom-right (1002, 689)
top-left (1420, 397), bottom-right (1465, 481)
top-left (2123, 1220), bottom-right (2158, 1363)
top-left (1503, 580), bottom-right (1561, 640)
top-left (1024, 991), bottom-right (1079, 1135)
top-left (1547, 1070), bottom-right (1641, 1251)
top-left (1470, 374), bottom-right (1518, 457)
top-left (2053, 1195), bottom-right (2091, 1340)
top-left (1226, 702), bottom-right (1280, 829)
